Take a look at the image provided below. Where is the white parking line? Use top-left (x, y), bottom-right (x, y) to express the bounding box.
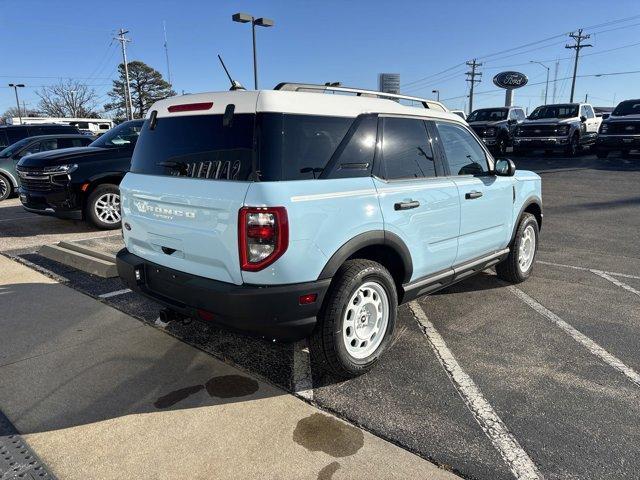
top-left (538, 260), bottom-right (640, 280)
top-left (409, 301), bottom-right (543, 480)
top-left (590, 270), bottom-right (640, 299)
top-left (509, 286), bottom-right (640, 388)
top-left (98, 288), bottom-right (131, 299)
top-left (293, 340), bottom-right (314, 401)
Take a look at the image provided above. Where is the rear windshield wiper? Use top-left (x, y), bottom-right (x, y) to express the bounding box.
top-left (157, 160), bottom-right (188, 175)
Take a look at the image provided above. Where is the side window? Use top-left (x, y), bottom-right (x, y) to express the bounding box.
top-left (579, 105), bottom-right (587, 118)
top-left (585, 105), bottom-right (595, 118)
top-left (17, 142), bottom-right (40, 158)
top-left (435, 122), bottom-right (489, 176)
top-left (517, 109), bottom-right (526, 120)
top-left (57, 138), bottom-right (77, 149)
top-left (381, 117), bottom-right (436, 180)
top-left (329, 115), bottom-right (377, 179)
top-left (508, 109), bottom-right (517, 120)
top-left (39, 139), bottom-right (58, 151)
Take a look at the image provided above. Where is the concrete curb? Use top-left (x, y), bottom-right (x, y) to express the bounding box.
top-left (39, 242), bottom-right (117, 278)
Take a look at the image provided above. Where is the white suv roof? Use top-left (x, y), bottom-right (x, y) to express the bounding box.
top-left (150, 86), bottom-right (463, 123)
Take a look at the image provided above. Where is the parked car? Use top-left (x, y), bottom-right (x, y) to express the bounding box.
top-left (0, 134), bottom-right (93, 201)
top-left (595, 99), bottom-right (640, 158)
top-left (467, 106), bottom-right (526, 155)
top-left (115, 84), bottom-right (542, 378)
top-left (0, 123), bottom-right (80, 149)
top-left (451, 110), bottom-right (467, 120)
top-left (16, 120), bottom-right (144, 229)
top-left (513, 102), bottom-right (601, 156)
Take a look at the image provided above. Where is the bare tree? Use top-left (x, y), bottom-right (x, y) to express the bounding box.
top-left (36, 80), bottom-right (100, 118)
top-left (2, 106), bottom-right (42, 121)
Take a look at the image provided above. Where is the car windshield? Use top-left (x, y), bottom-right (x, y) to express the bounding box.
top-left (0, 137), bottom-right (34, 158)
top-left (467, 109), bottom-right (507, 122)
top-left (612, 100), bottom-right (640, 116)
top-left (90, 120), bottom-right (143, 148)
top-left (528, 104), bottom-right (578, 119)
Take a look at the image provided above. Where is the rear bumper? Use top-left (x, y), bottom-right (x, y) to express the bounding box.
top-left (116, 249), bottom-right (331, 341)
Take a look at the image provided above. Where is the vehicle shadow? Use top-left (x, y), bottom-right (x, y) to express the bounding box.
top-left (0, 280), bottom-right (289, 435)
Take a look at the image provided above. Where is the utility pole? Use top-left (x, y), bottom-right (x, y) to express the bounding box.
top-left (115, 28), bottom-right (134, 120)
top-left (565, 29), bottom-right (592, 103)
top-left (8, 83), bottom-right (25, 124)
top-left (552, 61), bottom-right (559, 103)
top-left (465, 59), bottom-right (482, 115)
top-left (163, 21), bottom-right (172, 85)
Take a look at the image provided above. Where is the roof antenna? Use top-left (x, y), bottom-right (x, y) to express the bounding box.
top-left (218, 54), bottom-right (245, 91)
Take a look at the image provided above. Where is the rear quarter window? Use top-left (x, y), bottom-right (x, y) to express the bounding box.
top-left (258, 113), bottom-right (353, 180)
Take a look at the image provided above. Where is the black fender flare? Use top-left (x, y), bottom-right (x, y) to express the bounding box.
top-left (510, 198), bottom-right (543, 244)
top-left (318, 230), bottom-right (413, 283)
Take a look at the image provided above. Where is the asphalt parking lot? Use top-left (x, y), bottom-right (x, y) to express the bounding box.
top-left (1, 151), bottom-right (639, 479)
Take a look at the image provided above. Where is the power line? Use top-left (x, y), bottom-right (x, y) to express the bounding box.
top-left (565, 29), bottom-right (592, 102)
top-left (401, 13), bottom-right (640, 92)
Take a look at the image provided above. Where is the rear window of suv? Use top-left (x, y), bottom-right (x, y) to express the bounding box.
top-left (131, 113), bottom-right (354, 181)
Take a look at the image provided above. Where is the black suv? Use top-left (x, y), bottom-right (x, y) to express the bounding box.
top-left (467, 106), bottom-right (526, 155)
top-left (0, 123), bottom-right (80, 149)
top-left (0, 134), bottom-right (93, 201)
top-left (17, 120), bottom-right (144, 229)
top-left (595, 99), bottom-right (640, 158)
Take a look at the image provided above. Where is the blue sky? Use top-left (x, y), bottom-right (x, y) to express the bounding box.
top-left (2, 0), bottom-right (640, 116)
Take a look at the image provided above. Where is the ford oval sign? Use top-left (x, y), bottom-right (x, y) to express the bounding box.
top-left (493, 71), bottom-right (528, 89)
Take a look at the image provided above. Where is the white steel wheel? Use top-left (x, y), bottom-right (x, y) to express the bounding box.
top-left (342, 281), bottom-right (389, 360)
top-left (94, 192), bottom-right (121, 224)
top-left (518, 224), bottom-right (536, 272)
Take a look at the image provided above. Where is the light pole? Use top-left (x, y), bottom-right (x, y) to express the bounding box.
top-left (530, 61), bottom-right (550, 105)
top-left (432, 89), bottom-right (440, 101)
top-left (8, 84), bottom-right (25, 124)
top-left (232, 12), bottom-right (274, 90)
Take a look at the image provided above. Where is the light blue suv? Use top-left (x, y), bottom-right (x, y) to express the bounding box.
top-left (116, 83), bottom-right (542, 378)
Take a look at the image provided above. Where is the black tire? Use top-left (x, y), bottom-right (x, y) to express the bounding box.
top-left (85, 183), bottom-right (121, 230)
top-left (565, 133), bottom-right (580, 157)
top-left (310, 259), bottom-right (397, 378)
top-left (0, 174), bottom-right (12, 201)
top-left (596, 149), bottom-right (609, 159)
top-left (496, 213), bottom-right (539, 283)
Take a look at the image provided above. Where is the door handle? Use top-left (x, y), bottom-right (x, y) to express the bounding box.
top-left (394, 200), bottom-right (420, 210)
top-left (465, 191), bottom-right (483, 200)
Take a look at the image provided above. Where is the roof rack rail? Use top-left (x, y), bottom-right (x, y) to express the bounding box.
top-left (273, 82), bottom-right (448, 112)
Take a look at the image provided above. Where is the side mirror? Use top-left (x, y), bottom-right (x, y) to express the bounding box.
top-left (494, 158), bottom-right (516, 177)
top-left (602, 113), bottom-right (610, 120)
top-left (507, 118), bottom-right (516, 124)
top-left (580, 115), bottom-right (587, 122)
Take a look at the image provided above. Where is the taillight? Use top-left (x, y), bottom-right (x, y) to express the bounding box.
top-left (239, 207), bottom-right (288, 271)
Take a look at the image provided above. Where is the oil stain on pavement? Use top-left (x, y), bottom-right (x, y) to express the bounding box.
top-left (293, 413), bottom-right (364, 458)
top-left (154, 375), bottom-right (259, 408)
top-left (317, 461), bottom-right (341, 479)
top-left (154, 385), bottom-right (205, 409)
